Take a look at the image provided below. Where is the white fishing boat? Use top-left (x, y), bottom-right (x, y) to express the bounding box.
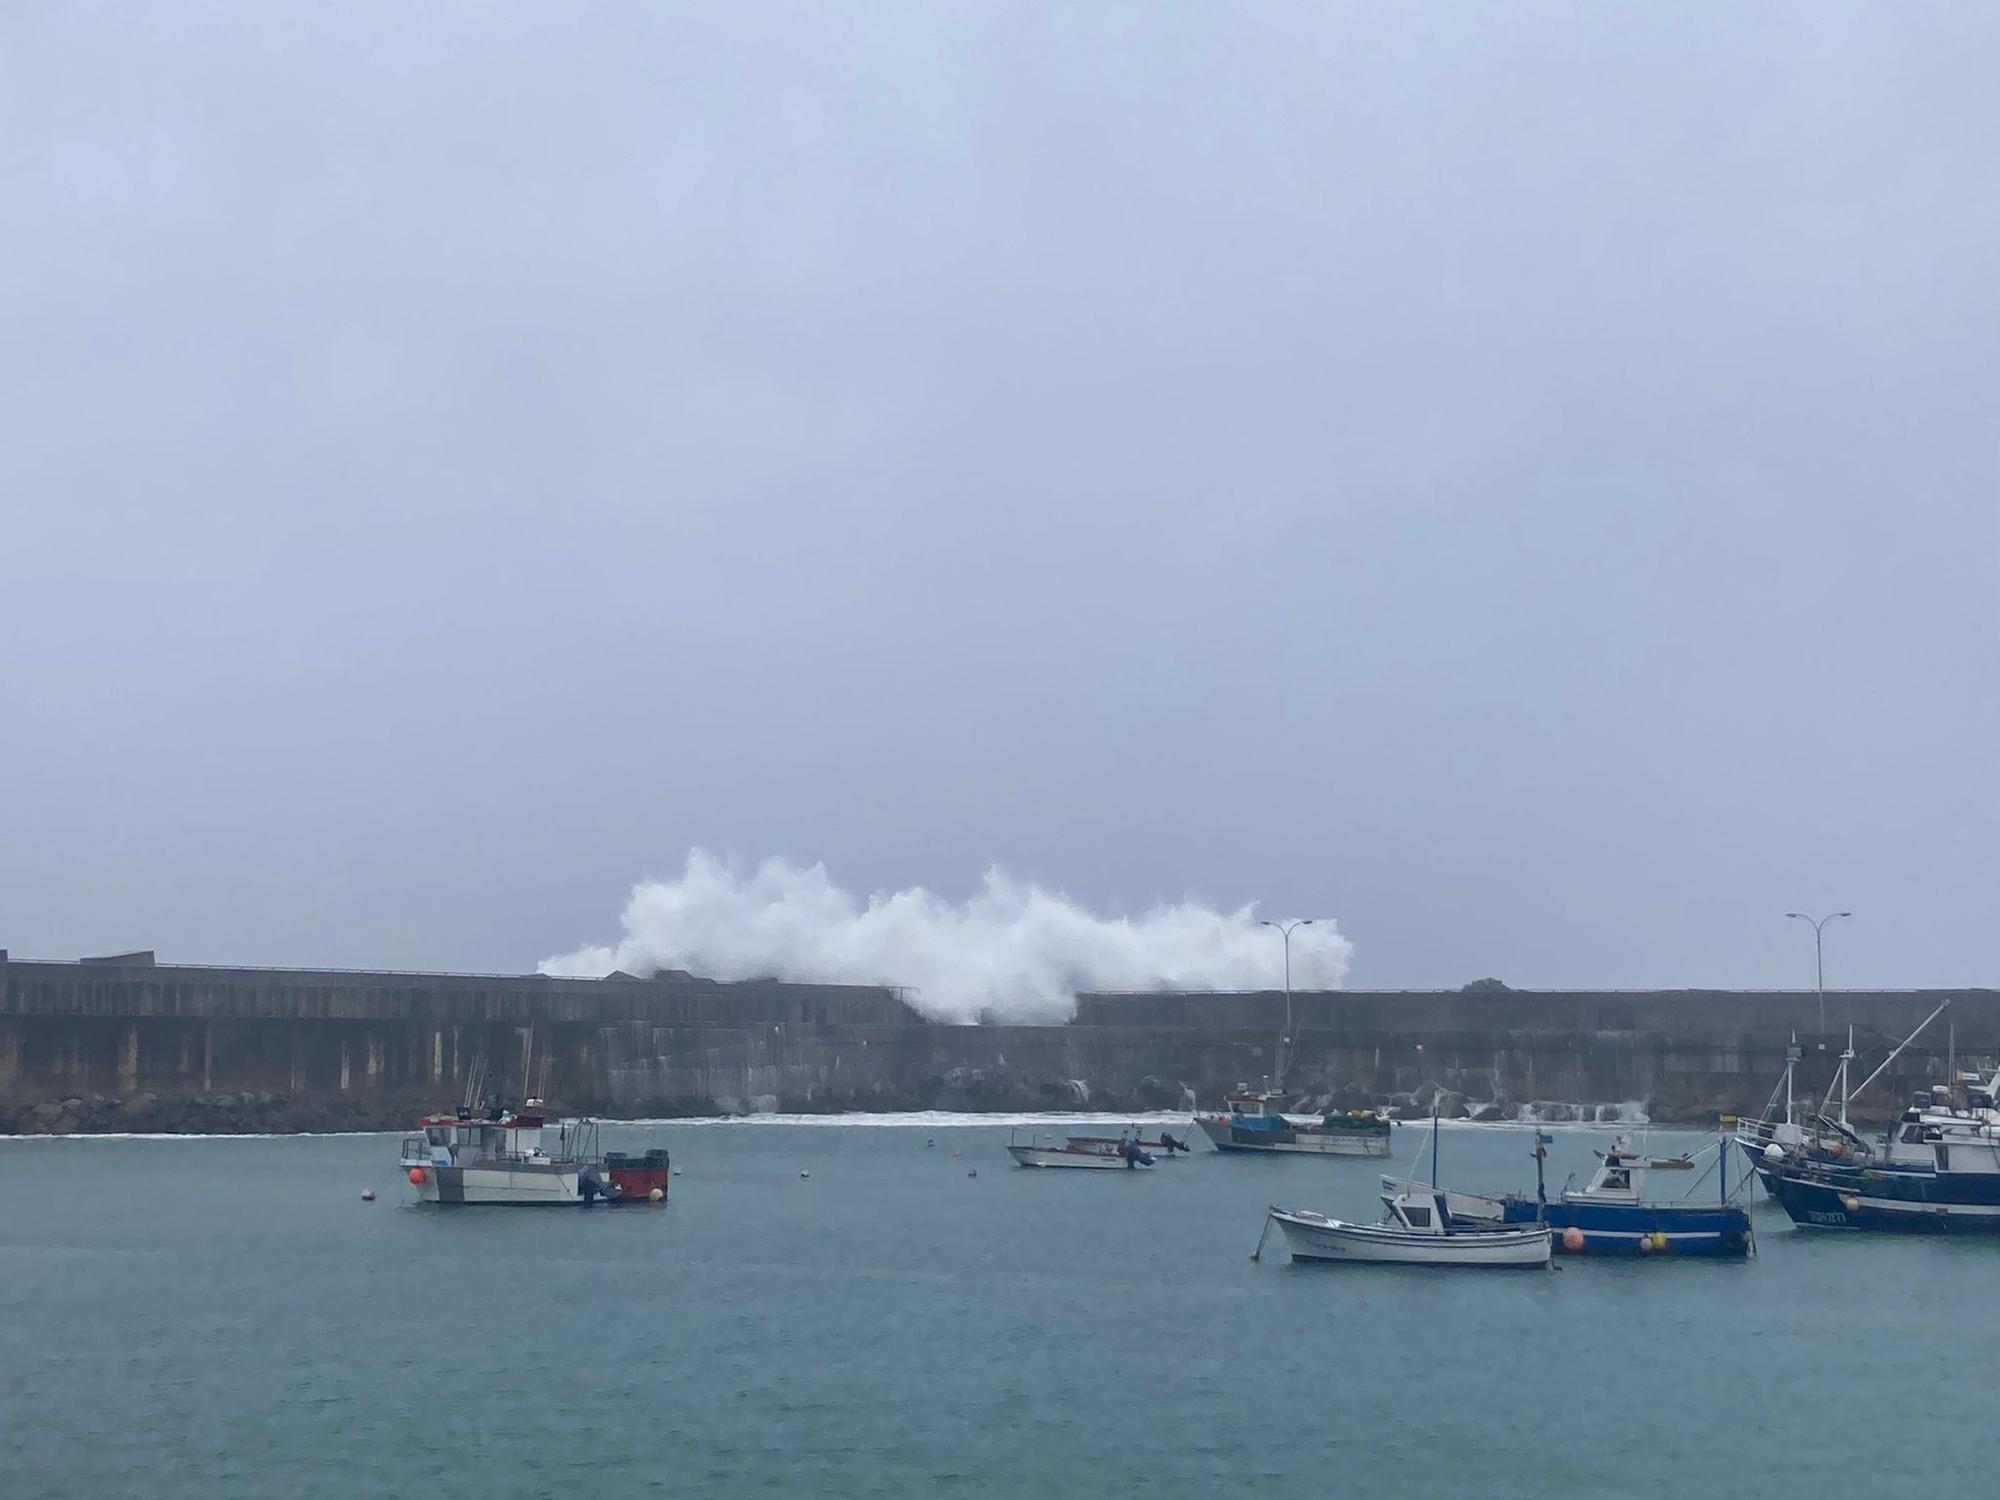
top-left (1255, 1105), bottom-right (1550, 1268)
top-left (399, 1104), bottom-right (626, 1206)
top-left (1005, 1129), bottom-right (1155, 1170)
top-left (1264, 1191), bottom-right (1553, 1268)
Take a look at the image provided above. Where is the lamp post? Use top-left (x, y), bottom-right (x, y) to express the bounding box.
top-left (1785, 911), bottom-right (1851, 1033)
top-left (1259, 919), bottom-right (1312, 1088)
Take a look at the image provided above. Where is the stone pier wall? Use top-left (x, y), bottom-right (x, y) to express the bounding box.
top-left (1, 956), bottom-right (1991, 1133)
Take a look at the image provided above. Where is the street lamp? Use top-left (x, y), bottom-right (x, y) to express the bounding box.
top-left (1785, 911), bottom-right (1851, 1033)
top-left (1259, 919), bottom-right (1313, 1088)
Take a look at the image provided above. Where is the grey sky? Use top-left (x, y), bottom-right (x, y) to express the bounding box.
top-left (3, 5), bottom-right (1994, 992)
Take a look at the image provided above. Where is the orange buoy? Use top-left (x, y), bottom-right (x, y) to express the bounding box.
top-left (408, 1166), bottom-right (427, 1186)
top-left (1561, 1226), bottom-right (1585, 1253)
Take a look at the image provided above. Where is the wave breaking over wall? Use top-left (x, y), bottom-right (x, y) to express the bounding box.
top-left (540, 851), bottom-right (1354, 1023)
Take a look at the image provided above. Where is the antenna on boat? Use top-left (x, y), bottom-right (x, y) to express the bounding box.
top-left (461, 1053), bottom-right (487, 1115)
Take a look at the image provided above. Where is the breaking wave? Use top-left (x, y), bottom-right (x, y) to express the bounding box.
top-left (541, 851), bottom-right (1353, 1023)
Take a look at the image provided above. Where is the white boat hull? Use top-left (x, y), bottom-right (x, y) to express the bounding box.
top-left (1220, 1133), bottom-right (1390, 1158)
top-left (1269, 1207), bottom-right (1551, 1267)
top-left (411, 1164), bottom-right (592, 1205)
top-left (1007, 1145), bottom-right (1149, 1170)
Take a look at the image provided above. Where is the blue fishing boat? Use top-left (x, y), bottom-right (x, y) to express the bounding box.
top-left (1765, 1155), bottom-right (2000, 1232)
top-left (1441, 1133), bottom-right (1752, 1258)
top-left (1197, 1089), bottom-right (1393, 1157)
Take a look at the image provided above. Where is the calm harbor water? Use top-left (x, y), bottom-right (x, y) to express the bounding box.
top-left (0, 1118), bottom-right (1985, 1498)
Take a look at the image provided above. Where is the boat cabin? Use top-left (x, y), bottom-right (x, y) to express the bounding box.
top-left (404, 1108), bottom-right (599, 1170)
top-left (1381, 1184), bottom-right (1454, 1232)
top-left (1222, 1091), bottom-right (1280, 1118)
top-left (1566, 1137), bottom-right (1649, 1205)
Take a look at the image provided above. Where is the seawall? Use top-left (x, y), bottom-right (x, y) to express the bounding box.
top-left (1, 954), bottom-right (1991, 1133)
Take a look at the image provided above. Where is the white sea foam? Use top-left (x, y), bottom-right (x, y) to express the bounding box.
top-left (626, 1109), bottom-right (1199, 1129)
top-left (541, 850), bottom-right (1353, 1022)
top-left (0, 1108), bottom-right (1660, 1141)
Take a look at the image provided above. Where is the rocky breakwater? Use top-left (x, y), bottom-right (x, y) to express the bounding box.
top-left (0, 1091), bottom-right (423, 1136)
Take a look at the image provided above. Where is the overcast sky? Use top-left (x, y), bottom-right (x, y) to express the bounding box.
top-left (2, 5), bottom-right (1994, 992)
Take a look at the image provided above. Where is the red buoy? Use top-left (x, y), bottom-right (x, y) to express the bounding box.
top-left (408, 1166), bottom-right (426, 1186)
top-left (1561, 1226), bottom-right (1585, 1253)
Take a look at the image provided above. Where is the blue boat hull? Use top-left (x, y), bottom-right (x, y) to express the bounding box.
top-left (1768, 1165), bottom-right (2000, 1233)
top-left (1495, 1199), bottom-right (1752, 1257)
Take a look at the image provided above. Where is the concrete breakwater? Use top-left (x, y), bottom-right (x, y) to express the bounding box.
top-left (1, 954), bottom-right (1993, 1134)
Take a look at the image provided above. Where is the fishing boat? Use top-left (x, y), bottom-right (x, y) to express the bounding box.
top-left (1262, 1193), bottom-right (1553, 1268)
top-left (1197, 1089), bottom-right (1392, 1157)
top-left (1006, 1129), bottom-right (1155, 1170)
top-left (399, 1103), bottom-right (641, 1206)
top-left (1449, 1133), bottom-right (1751, 1257)
top-left (1765, 1153), bottom-right (2000, 1233)
top-left (1739, 1003), bottom-right (1952, 1189)
top-left (1765, 1101), bottom-right (2000, 1232)
top-left (1255, 1109), bottom-right (1551, 1268)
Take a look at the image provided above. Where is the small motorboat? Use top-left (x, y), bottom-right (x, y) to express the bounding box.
top-left (1006, 1129), bottom-right (1155, 1170)
top-left (1459, 1133), bottom-right (1750, 1257)
top-left (1262, 1185), bottom-right (1552, 1268)
top-left (1256, 1110), bottom-right (1550, 1268)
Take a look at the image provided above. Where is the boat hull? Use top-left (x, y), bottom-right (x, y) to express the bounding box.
top-left (412, 1163), bottom-right (605, 1206)
top-left (1497, 1199), bottom-right (1752, 1257)
top-left (1269, 1208), bottom-right (1551, 1267)
top-left (1768, 1165), bottom-right (2000, 1233)
top-left (1198, 1118), bottom-right (1390, 1157)
top-left (1007, 1145), bottom-right (1149, 1170)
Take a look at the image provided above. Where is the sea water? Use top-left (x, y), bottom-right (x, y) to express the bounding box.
top-left (0, 1120), bottom-right (1983, 1498)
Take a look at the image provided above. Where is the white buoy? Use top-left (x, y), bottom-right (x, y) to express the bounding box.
top-left (967, 1168), bottom-right (977, 1178)
top-left (801, 1169), bottom-right (811, 1179)
top-left (648, 1187), bottom-right (665, 1203)
top-left (360, 1189), bottom-right (376, 1202)
top-left (1762, 1143), bottom-right (1783, 1162)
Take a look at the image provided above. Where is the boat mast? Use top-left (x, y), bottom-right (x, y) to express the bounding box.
top-left (1784, 1033), bottom-right (1797, 1127)
top-left (1836, 1028), bottom-right (1855, 1129)
top-left (1948, 1016), bottom-right (1957, 1105)
top-left (1430, 1100), bottom-right (1440, 1186)
top-left (1847, 998), bottom-right (1952, 1110)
